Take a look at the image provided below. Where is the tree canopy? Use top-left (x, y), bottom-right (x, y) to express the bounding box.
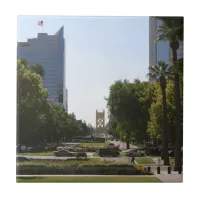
top-left (17, 59), bottom-right (92, 146)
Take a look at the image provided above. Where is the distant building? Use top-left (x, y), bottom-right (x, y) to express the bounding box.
top-left (149, 17), bottom-right (183, 82)
top-left (17, 26), bottom-right (68, 111)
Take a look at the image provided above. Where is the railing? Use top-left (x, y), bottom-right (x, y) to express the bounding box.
top-left (145, 165), bottom-right (182, 175)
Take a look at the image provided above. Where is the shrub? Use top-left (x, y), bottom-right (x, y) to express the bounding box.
top-left (135, 165), bottom-right (153, 175)
top-left (16, 159), bottom-right (152, 175)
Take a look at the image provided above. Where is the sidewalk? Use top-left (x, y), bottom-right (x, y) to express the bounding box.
top-left (155, 174), bottom-right (183, 183)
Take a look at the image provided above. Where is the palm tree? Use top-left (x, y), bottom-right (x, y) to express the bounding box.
top-left (155, 17), bottom-right (183, 170)
top-left (148, 61), bottom-right (170, 165)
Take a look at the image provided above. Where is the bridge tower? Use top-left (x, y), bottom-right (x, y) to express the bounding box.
top-left (96, 110), bottom-right (105, 133)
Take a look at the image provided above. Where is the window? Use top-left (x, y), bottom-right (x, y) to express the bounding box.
top-left (47, 69), bottom-right (56, 72)
top-left (157, 41), bottom-right (170, 64)
top-left (29, 43), bottom-right (57, 47)
top-left (27, 58), bottom-right (56, 63)
top-left (47, 88), bottom-right (57, 92)
top-left (44, 84), bottom-right (57, 88)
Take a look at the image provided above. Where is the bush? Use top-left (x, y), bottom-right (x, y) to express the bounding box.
top-left (16, 159), bottom-right (152, 175)
top-left (135, 165), bottom-right (153, 175)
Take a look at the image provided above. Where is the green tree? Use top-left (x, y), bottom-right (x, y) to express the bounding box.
top-left (107, 80), bottom-right (149, 148)
top-left (148, 61), bottom-right (170, 165)
top-left (29, 64), bottom-right (45, 78)
top-left (156, 17), bottom-right (183, 169)
top-left (17, 59), bottom-right (48, 145)
top-left (147, 82), bottom-right (161, 140)
top-left (147, 80), bottom-right (179, 148)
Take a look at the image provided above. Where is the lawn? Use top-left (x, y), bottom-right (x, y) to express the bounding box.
top-left (136, 157), bottom-right (154, 164)
top-left (170, 158), bottom-right (175, 163)
top-left (16, 176), bottom-right (161, 183)
top-left (80, 142), bottom-right (107, 147)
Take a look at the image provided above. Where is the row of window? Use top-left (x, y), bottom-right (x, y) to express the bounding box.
top-left (28, 63), bottom-right (57, 67)
top-left (18, 49), bottom-right (57, 52)
top-left (43, 81), bottom-right (57, 84)
top-left (44, 85), bottom-right (57, 89)
top-left (44, 75), bottom-right (57, 78)
top-left (46, 88), bottom-right (57, 91)
top-left (29, 43), bottom-right (57, 47)
top-left (27, 59), bottom-right (57, 63)
top-left (18, 52), bottom-right (57, 56)
top-left (45, 70), bottom-right (56, 73)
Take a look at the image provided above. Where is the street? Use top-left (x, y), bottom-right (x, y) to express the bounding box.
top-left (107, 139), bottom-right (138, 150)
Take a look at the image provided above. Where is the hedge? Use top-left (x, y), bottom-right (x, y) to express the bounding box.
top-left (16, 160), bottom-right (152, 175)
top-left (17, 166), bottom-right (152, 175)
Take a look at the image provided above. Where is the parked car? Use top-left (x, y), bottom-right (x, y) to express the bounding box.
top-left (125, 149), bottom-right (146, 157)
top-left (54, 150), bottom-right (87, 158)
top-left (16, 156), bottom-right (31, 162)
top-left (108, 143), bottom-right (115, 147)
top-left (97, 148), bottom-right (120, 157)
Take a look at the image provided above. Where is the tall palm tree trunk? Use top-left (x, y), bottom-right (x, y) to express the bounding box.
top-left (172, 47), bottom-right (182, 170)
top-left (161, 85), bottom-right (170, 165)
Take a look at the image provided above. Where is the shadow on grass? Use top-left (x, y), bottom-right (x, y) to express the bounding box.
top-left (17, 177), bottom-right (45, 180)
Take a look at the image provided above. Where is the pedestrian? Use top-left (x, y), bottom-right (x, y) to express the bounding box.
top-left (131, 155), bottom-right (136, 166)
top-left (160, 151), bottom-right (164, 160)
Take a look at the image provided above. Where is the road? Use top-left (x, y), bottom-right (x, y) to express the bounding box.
top-left (107, 140), bottom-right (138, 150)
top-left (21, 139), bottom-right (139, 162)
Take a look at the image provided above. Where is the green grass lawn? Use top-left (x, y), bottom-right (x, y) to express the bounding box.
top-left (20, 151), bottom-right (53, 156)
top-left (136, 157), bottom-right (154, 164)
top-left (80, 142), bottom-right (107, 147)
top-left (170, 158), bottom-right (175, 163)
top-left (16, 176), bottom-right (161, 183)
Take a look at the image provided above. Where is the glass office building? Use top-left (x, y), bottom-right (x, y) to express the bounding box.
top-left (149, 17), bottom-right (183, 82)
top-left (17, 26), bottom-right (68, 111)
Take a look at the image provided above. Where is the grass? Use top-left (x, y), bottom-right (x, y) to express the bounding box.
top-left (136, 157), bottom-right (154, 164)
top-left (80, 142), bottom-right (107, 147)
top-left (170, 158), bottom-right (175, 163)
top-left (16, 176), bottom-right (161, 183)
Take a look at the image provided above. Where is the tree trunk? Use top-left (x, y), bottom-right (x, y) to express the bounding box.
top-left (161, 85), bottom-right (170, 165)
top-left (126, 140), bottom-right (130, 149)
top-left (172, 46), bottom-right (182, 170)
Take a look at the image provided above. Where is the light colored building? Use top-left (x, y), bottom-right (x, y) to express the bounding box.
top-left (17, 26), bottom-right (68, 111)
top-left (149, 17), bottom-right (183, 82)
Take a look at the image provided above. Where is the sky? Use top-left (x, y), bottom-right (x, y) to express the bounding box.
top-left (17, 16), bottom-right (149, 127)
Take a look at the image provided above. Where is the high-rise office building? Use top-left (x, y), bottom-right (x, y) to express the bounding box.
top-left (17, 26), bottom-right (68, 111)
top-left (149, 17), bottom-right (183, 82)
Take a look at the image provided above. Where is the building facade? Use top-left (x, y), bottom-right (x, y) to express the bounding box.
top-left (149, 17), bottom-right (183, 82)
top-left (17, 26), bottom-right (68, 111)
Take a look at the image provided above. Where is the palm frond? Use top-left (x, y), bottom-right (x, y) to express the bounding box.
top-left (148, 61), bottom-right (171, 81)
top-left (154, 16), bottom-right (183, 42)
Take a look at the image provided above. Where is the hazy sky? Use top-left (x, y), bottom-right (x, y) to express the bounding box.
top-left (17, 16), bottom-right (149, 126)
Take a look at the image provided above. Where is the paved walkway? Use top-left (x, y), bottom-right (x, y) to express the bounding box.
top-left (155, 174), bottom-right (183, 183)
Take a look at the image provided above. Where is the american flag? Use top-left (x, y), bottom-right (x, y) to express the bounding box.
top-left (38, 20), bottom-right (43, 26)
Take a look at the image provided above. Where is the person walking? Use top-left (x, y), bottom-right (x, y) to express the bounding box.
top-left (131, 155), bottom-right (136, 166)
